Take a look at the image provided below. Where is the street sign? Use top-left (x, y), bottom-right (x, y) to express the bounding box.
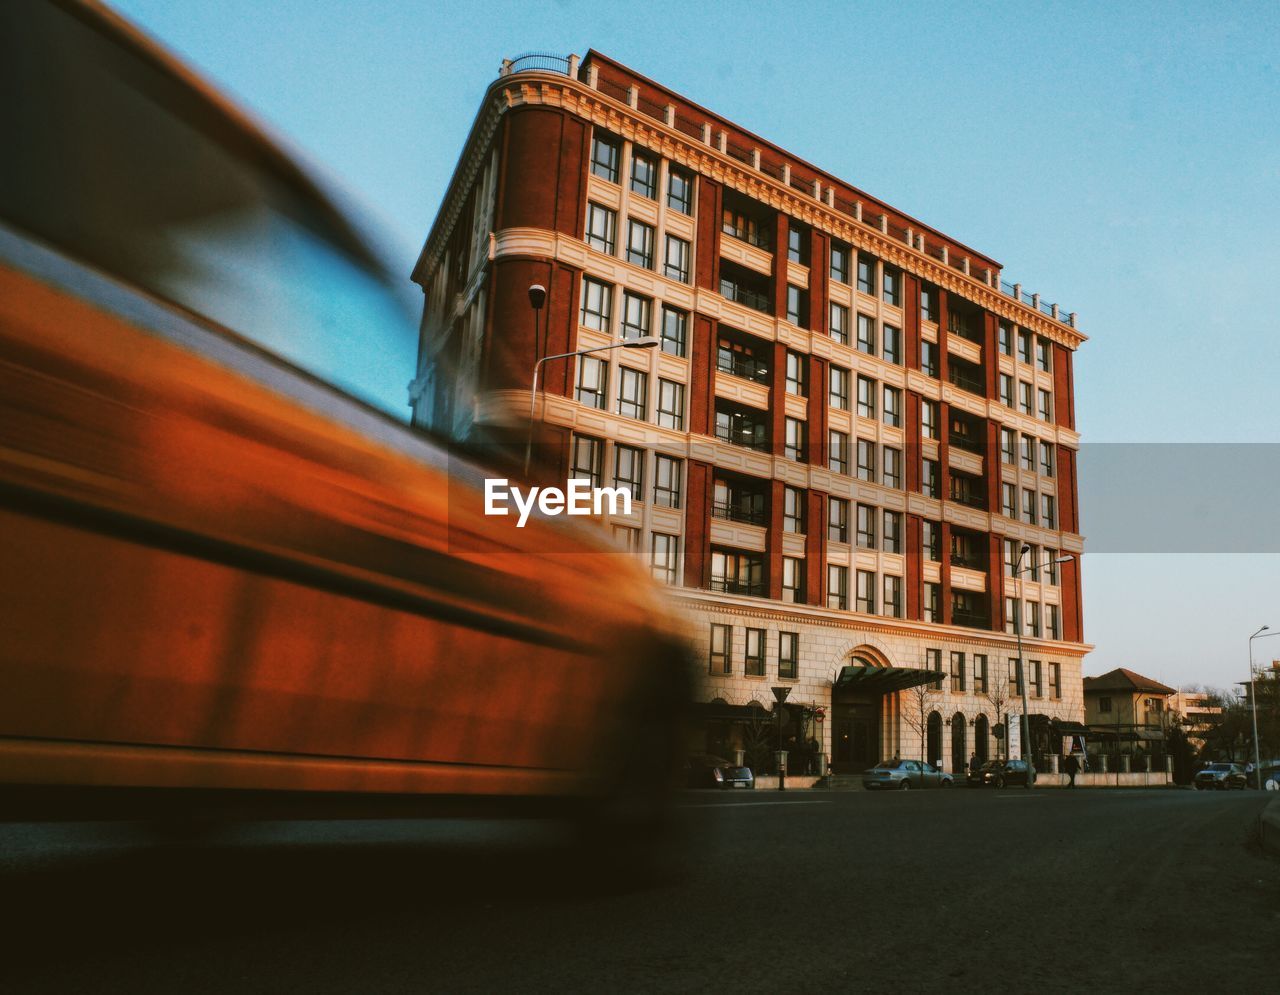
top-left (1007, 717), bottom-right (1021, 756)
top-left (771, 686), bottom-right (791, 704)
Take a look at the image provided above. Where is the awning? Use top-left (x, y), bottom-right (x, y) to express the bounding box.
top-left (1087, 725), bottom-right (1166, 742)
top-left (689, 701), bottom-right (771, 722)
top-left (835, 664), bottom-right (945, 694)
top-left (1051, 720), bottom-right (1091, 736)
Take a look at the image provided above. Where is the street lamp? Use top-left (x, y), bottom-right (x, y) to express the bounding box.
top-left (1013, 546), bottom-right (1075, 789)
top-left (1247, 625), bottom-right (1280, 788)
top-left (522, 327), bottom-right (659, 474)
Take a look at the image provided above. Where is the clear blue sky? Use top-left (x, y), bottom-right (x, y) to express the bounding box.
top-left (111, 0), bottom-right (1280, 692)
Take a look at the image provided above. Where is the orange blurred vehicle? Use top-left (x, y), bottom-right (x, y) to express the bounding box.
top-left (0, 0), bottom-right (687, 835)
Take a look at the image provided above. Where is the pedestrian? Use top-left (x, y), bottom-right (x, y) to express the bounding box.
top-left (968, 751), bottom-right (979, 775)
top-left (1064, 752), bottom-right (1079, 788)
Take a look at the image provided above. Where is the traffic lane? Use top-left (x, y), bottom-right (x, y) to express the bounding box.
top-left (1, 791), bottom-right (1276, 994)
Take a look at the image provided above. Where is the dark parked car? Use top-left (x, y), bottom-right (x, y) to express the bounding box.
top-left (862, 759), bottom-right (952, 790)
top-left (967, 759), bottom-right (1031, 788)
top-left (686, 754), bottom-right (754, 789)
top-left (1194, 763), bottom-right (1247, 790)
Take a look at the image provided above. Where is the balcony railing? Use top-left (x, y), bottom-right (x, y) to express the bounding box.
top-left (721, 221), bottom-right (772, 251)
top-left (716, 425), bottom-right (770, 452)
top-left (720, 279), bottom-right (772, 314)
top-left (948, 367), bottom-right (986, 397)
top-left (949, 433), bottom-right (985, 455)
top-left (712, 501), bottom-right (767, 527)
top-left (710, 578), bottom-right (765, 597)
top-left (717, 353), bottom-right (770, 384)
top-left (952, 608), bottom-right (990, 630)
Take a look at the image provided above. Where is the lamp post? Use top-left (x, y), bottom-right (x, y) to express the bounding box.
top-left (1247, 626), bottom-right (1280, 788)
top-left (772, 686), bottom-right (791, 790)
top-left (522, 328), bottom-right (659, 475)
top-left (1013, 546), bottom-right (1075, 789)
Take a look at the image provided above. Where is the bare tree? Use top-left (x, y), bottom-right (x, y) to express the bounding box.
top-left (901, 683), bottom-right (932, 765)
top-left (985, 684), bottom-right (1010, 760)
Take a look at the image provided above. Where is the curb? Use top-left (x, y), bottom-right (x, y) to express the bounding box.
top-left (1260, 797), bottom-right (1280, 858)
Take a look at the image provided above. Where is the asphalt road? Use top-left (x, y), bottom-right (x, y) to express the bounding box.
top-left (2, 788), bottom-right (1276, 993)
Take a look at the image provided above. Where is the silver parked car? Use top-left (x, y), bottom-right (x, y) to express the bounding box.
top-left (863, 759), bottom-right (953, 790)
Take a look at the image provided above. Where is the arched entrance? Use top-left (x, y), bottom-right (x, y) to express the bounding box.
top-left (951, 712), bottom-right (967, 774)
top-left (927, 711), bottom-right (943, 768)
top-left (974, 714), bottom-right (990, 763)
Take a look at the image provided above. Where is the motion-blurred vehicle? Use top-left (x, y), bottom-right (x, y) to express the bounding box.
top-left (1194, 764), bottom-right (1247, 791)
top-left (967, 759), bottom-right (1031, 788)
top-left (0, 0), bottom-right (687, 842)
top-left (863, 759), bottom-right (952, 790)
top-left (685, 755), bottom-right (754, 790)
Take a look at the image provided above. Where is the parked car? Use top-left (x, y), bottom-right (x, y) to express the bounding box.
top-left (1194, 763), bottom-right (1247, 790)
top-left (686, 754), bottom-right (754, 789)
top-left (862, 759), bottom-right (952, 790)
top-left (967, 759), bottom-right (1031, 788)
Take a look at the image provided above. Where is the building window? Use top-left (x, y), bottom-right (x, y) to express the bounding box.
top-left (613, 524), bottom-right (640, 552)
top-left (829, 366), bottom-right (849, 409)
top-left (1018, 329), bottom-right (1032, 365)
top-left (831, 243), bottom-right (851, 284)
top-left (570, 434), bottom-right (602, 487)
top-left (744, 628), bottom-right (765, 676)
top-left (883, 447), bottom-right (902, 489)
top-left (1046, 552), bottom-right (1060, 586)
top-left (787, 224), bottom-right (809, 264)
top-left (784, 418), bottom-right (806, 462)
top-left (667, 168), bottom-right (693, 214)
top-left (1001, 483), bottom-right (1016, 519)
top-left (1020, 434), bottom-right (1035, 471)
top-left (828, 497), bottom-right (849, 543)
top-left (1040, 441), bottom-right (1055, 478)
top-left (653, 454), bottom-right (682, 508)
top-left (999, 373), bottom-right (1014, 408)
top-left (828, 565), bottom-right (848, 610)
top-left (630, 151), bottom-right (658, 199)
top-left (580, 277), bottom-right (612, 331)
top-left (786, 285), bottom-right (808, 327)
top-left (1027, 602), bottom-right (1042, 638)
top-left (1049, 661), bottom-right (1061, 698)
top-left (882, 266), bottom-right (901, 306)
top-left (921, 284), bottom-right (938, 323)
top-left (830, 302), bottom-right (849, 345)
top-left (1042, 494), bottom-right (1057, 529)
top-left (782, 559), bottom-right (803, 604)
top-left (1003, 539), bottom-right (1020, 579)
top-left (1018, 381), bottom-right (1033, 415)
top-left (709, 623), bottom-right (731, 675)
top-left (1001, 427), bottom-right (1016, 464)
top-left (1047, 604), bottom-right (1061, 641)
top-left (620, 290), bottom-right (652, 340)
top-left (711, 548), bottom-right (764, 596)
top-left (585, 202), bottom-right (617, 254)
top-left (787, 352), bottom-right (808, 396)
top-left (651, 532), bottom-right (679, 585)
top-left (922, 520), bottom-right (940, 561)
top-left (857, 252), bottom-right (876, 295)
top-left (591, 132), bottom-right (620, 182)
top-left (856, 503), bottom-right (876, 549)
top-left (625, 219), bottom-right (655, 269)
top-left (1038, 388), bottom-right (1053, 423)
top-left (1022, 488), bottom-right (1037, 525)
top-left (883, 575), bottom-right (903, 618)
top-left (998, 321), bottom-right (1013, 356)
top-left (855, 569), bottom-right (876, 614)
top-left (974, 654), bottom-right (989, 694)
top-left (1004, 598), bottom-right (1018, 635)
top-left (1010, 658), bottom-right (1023, 696)
top-left (660, 306), bottom-right (687, 357)
top-left (779, 631), bottom-right (799, 679)
top-left (1036, 337), bottom-right (1052, 372)
top-left (922, 458), bottom-right (940, 498)
top-left (616, 366), bottom-right (648, 420)
top-left (657, 378), bottom-right (685, 430)
top-left (883, 324), bottom-right (901, 365)
top-left (857, 439), bottom-right (876, 482)
top-left (922, 341), bottom-right (939, 377)
top-left (613, 444), bottom-right (644, 501)
top-left (926, 648), bottom-right (943, 688)
top-left (883, 510), bottom-right (902, 553)
top-left (857, 313), bottom-right (876, 355)
top-left (924, 582), bottom-right (940, 623)
top-left (922, 400), bottom-right (938, 439)
top-left (664, 235), bottom-right (690, 282)
top-left (950, 651), bottom-right (967, 693)
top-left (576, 355), bottom-right (608, 409)
top-left (1030, 660), bottom-right (1043, 697)
top-left (856, 375), bottom-right (876, 419)
top-left (1099, 695), bottom-right (1112, 714)
top-left (784, 487), bottom-right (804, 534)
top-left (882, 386), bottom-right (902, 427)
top-left (830, 430), bottom-right (850, 475)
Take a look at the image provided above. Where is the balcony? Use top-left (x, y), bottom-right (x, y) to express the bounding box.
top-left (712, 476), bottom-right (768, 527)
top-left (949, 472), bottom-right (986, 511)
top-left (720, 277), bottom-right (771, 314)
top-left (951, 592), bottom-right (990, 631)
top-left (716, 333), bottom-right (771, 385)
top-left (715, 402), bottom-right (770, 453)
top-left (947, 355), bottom-right (986, 398)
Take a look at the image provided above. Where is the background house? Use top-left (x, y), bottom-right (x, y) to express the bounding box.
top-left (1083, 667), bottom-right (1176, 770)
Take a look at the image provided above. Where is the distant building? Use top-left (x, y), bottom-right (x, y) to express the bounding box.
top-left (1084, 668), bottom-right (1176, 766)
top-left (1167, 690), bottom-right (1222, 751)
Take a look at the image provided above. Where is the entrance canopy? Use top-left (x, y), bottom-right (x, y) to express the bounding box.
top-left (835, 662), bottom-right (945, 694)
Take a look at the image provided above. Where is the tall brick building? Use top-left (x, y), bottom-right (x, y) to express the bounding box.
top-left (410, 51), bottom-right (1089, 774)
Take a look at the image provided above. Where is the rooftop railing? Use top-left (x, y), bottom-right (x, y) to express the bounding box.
top-left (501, 53), bottom-right (573, 77)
